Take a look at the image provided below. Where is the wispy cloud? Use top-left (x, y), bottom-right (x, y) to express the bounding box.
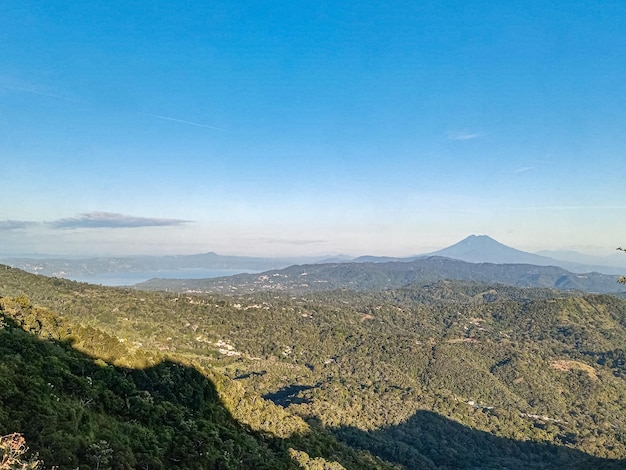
top-left (514, 166), bottom-right (535, 173)
top-left (1, 84), bottom-right (84, 103)
top-left (3, 81), bottom-right (223, 131)
top-left (447, 131), bottom-right (481, 141)
top-left (49, 212), bottom-right (191, 229)
top-left (514, 206), bottom-right (626, 211)
top-left (138, 112), bottom-right (224, 131)
top-left (0, 220), bottom-right (38, 231)
top-left (260, 237), bottom-right (327, 246)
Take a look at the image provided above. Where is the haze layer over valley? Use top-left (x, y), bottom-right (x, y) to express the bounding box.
top-left (3, 235), bottom-right (625, 288)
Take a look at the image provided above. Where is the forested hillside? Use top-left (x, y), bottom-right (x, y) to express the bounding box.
top-left (136, 257), bottom-right (626, 295)
top-left (2, 265), bottom-right (626, 469)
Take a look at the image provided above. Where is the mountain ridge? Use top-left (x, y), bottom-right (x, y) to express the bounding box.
top-left (352, 235), bottom-right (625, 275)
top-left (3, 235), bottom-right (624, 285)
top-left (427, 234), bottom-right (558, 265)
top-left (2, 264), bottom-right (626, 468)
top-left (135, 255), bottom-right (626, 295)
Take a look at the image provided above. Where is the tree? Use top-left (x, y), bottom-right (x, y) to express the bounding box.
top-left (0, 434), bottom-right (41, 470)
top-left (87, 440), bottom-right (113, 470)
top-left (619, 248), bottom-right (626, 284)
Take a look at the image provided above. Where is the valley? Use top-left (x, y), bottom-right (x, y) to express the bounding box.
top-left (1, 257), bottom-right (626, 469)
top-left (6, 0), bottom-right (625, 467)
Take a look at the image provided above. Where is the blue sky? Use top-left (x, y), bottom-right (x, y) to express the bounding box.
top-left (2, 1), bottom-right (625, 257)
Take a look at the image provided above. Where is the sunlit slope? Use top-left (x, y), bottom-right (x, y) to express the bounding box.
top-left (2, 265), bottom-right (626, 469)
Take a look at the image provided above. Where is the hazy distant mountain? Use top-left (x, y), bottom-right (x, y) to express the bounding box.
top-left (4, 235), bottom-right (624, 285)
top-left (536, 249), bottom-right (626, 273)
top-left (427, 235), bottom-right (558, 265)
top-left (0, 252), bottom-right (323, 282)
top-left (424, 235), bottom-right (625, 275)
top-left (351, 255), bottom-right (403, 263)
top-left (136, 256), bottom-right (626, 295)
top-left (314, 254), bottom-right (355, 264)
top-left (350, 235), bottom-right (556, 265)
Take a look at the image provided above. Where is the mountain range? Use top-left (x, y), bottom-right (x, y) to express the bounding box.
top-left (355, 235), bottom-right (626, 274)
top-left (2, 259), bottom-right (626, 468)
top-left (429, 235), bottom-right (626, 274)
top-left (136, 255), bottom-right (626, 295)
top-left (1, 235), bottom-right (625, 285)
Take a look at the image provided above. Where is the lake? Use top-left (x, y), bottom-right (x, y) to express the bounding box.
top-left (66, 268), bottom-right (257, 287)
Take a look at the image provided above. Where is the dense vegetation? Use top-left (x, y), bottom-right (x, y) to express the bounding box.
top-left (2, 265), bottom-right (626, 468)
top-left (136, 256), bottom-right (626, 295)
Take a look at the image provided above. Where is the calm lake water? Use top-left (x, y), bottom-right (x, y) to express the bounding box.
top-left (66, 269), bottom-right (256, 287)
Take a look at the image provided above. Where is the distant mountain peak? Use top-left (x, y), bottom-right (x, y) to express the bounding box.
top-left (457, 234), bottom-right (501, 245)
top-left (467, 234), bottom-right (491, 239)
top-left (462, 234), bottom-right (502, 242)
top-left (430, 235), bottom-right (556, 266)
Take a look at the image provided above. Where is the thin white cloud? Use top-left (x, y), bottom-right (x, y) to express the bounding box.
top-left (514, 166), bottom-right (535, 173)
top-left (514, 158), bottom-right (553, 174)
top-left (1, 84), bottom-right (84, 103)
top-left (0, 220), bottom-right (38, 231)
top-left (138, 112), bottom-right (224, 131)
top-left (514, 206), bottom-right (626, 211)
top-left (259, 237), bottom-right (327, 246)
top-left (3, 81), bottom-right (223, 131)
top-left (49, 212), bottom-right (192, 229)
top-left (447, 131), bottom-right (481, 141)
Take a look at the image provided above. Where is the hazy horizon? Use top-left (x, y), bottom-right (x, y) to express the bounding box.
top-left (1, 233), bottom-right (625, 262)
top-left (2, 2), bottom-right (625, 258)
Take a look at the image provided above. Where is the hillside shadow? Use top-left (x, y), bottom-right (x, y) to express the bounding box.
top-left (0, 314), bottom-right (300, 470)
top-left (331, 409), bottom-right (626, 470)
top-left (262, 383), bottom-right (321, 406)
top-left (1, 308), bottom-right (625, 470)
